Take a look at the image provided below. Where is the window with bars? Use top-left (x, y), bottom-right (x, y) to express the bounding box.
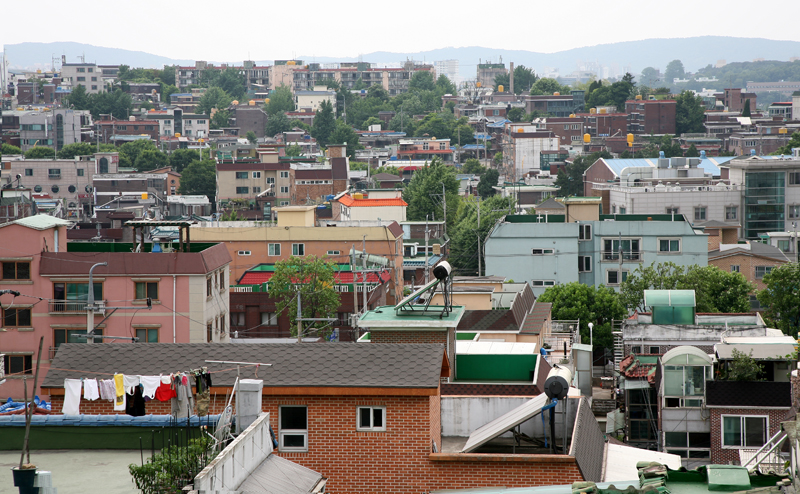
top-left (1, 261), bottom-right (30, 280)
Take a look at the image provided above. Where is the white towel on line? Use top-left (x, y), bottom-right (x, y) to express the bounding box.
top-left (62, 379), bottom-right (83, 415)
top-left (83, 378), bottom-right (100, 401)
top-left (140, 375), bottom-right (161, 400)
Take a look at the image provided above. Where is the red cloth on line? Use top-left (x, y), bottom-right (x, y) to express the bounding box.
top-left (155, 382), bottom-right (177, 401)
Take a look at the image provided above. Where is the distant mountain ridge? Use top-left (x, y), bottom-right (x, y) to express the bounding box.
top-left (4, 37), bottom-right (800, 80)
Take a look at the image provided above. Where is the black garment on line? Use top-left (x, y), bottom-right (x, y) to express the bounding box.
top-left (126, 386), bottom-right (146, 417)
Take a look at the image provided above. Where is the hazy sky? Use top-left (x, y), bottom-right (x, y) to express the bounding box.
top-left (4, 0), bottom-right (800, 61)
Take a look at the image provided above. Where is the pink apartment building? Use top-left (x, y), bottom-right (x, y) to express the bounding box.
top-left (0, 215), bottom-right (232, 400)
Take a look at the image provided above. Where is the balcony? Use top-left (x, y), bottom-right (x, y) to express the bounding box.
top-left (49, 300), bottom-right (106, 314)
top-left (601, 250), bottom-right (642, 261)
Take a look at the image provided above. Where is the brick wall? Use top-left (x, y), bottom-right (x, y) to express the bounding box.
top-left (709, 407), bottom-right (790, 464)
top-left (709, 253), bottom-right (788, 290)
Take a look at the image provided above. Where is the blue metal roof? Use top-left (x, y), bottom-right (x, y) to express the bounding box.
top-left (486, 119), bottom-right (511, 128)
top-left (462, 144), bottom-right (486, 150)
top-left (474, 133), bottom-right (493, 140)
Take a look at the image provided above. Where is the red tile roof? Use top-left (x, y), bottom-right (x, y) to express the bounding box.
top-left (619, 354), bottom-right (659, 383)
top-left (337, 195), bottom-right (407, 207)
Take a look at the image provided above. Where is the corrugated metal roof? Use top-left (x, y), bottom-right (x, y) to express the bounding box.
top-left (238, 453), bottom-right (324, 494)
top-left (238, 270), bottom-right (390, 285)
top-left (715, 343), bottom-right (796, 360)
top-left (598, 156), bottom-right (733, 178)
top-left (0, 214), bottom-right (71, 231)
top-left (461, 394), bottom-right (549, 453)
top-left (603, 444), bottom-right (681, 482)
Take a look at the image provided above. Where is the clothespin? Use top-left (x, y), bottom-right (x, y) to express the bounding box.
top-left (255, 364), bottom-right (260, 379)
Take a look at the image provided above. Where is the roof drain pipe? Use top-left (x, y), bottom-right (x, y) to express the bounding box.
top-left (172, 274), bottom-right (177, 343)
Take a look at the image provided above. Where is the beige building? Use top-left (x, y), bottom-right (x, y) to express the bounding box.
top-left (60, 61), bottom-right (103, 94)
top-left (294, 86), bottom-right (336, 113)
top-left (215, 152), bottom-right (292, 210)
top-left (333, 190), bottom-right (407, 223)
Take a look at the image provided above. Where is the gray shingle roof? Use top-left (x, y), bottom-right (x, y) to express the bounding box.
top-left (42, 343), bottom-right (445, 389)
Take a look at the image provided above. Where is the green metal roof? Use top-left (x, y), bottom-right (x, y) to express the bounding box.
top-left (644, 290), bottom-right (696, 307)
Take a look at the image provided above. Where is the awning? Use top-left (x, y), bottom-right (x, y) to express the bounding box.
top-left (619, 379), bottom-right (651, 390)
top-left (644, 290), bottom-right (696, 307)
top-left (715, 343), bottom-right (797, 360)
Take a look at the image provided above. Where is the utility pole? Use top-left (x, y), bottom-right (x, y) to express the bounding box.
top-left (442, 183), bottom-right (447, 237)
top-left (296, 292), bottom-right (302, 343)
top-left (362, 236), bottom-right (367, 311)
top-left (477, 196), bottom-right (482, 276)
top-left (618, 232), bottom-right (623, 285)
top-left (425, 215), bottom-right (430, 284)
top-left (352, 244), bottom-right (358, 315)
top-left (86, 262), bottom-right (107, 340)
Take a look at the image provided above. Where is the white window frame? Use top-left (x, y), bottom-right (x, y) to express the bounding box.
top-left (279, 405), bottom-right (308, 452)
top-left (252, 171), bottom-right (262, 178)
top-left (755, 265), bottom-right (774, 279)
top-left (731, 265), bottom-right (740, 273)
top-left (694, 206), bottom-right (707, 221)
top-left (578, 256), bottom-right (592, 273)
top-left (726, 206), bottom-right (738, 220)
top-left (721, 414), bottom-right (768, 449)
top-left (268, 243), bottom-right (281, 256)
top-left (789, 205), bottom-right (800, 219)
top-left (280, 186), bottom-right (289, 193)
top-left (280, 171), bottom-right (289, 178)
top-left (261, 312), bottom-right (278, 325)
top-left (531, 280), bottom-right (556, 287)
top-left (606, 269), bottom-right (629, 286)
top-left (237, 250), bottom-right (251, 256)
top-left (292, 243), bottom-right (305, 256)
top-left (666, 207), bottom-right (679, 214)
top-left (658, 238), bottom-right (681, 253)
top-left (356, 406), bottom-right (386, 432)
top-left (531, 248), bottom-right (554, 255)
top-left (327, 250), bottom-right (341, 256)
top-left (578, 224), bottom-right (592, 241)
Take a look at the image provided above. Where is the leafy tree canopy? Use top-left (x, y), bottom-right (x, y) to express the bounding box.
top-left (775, 131), bottom-right (800, 155)
top-left (530, 78), bottom-right (571, 96)
top-left (461, 158), bottom-right (486, 175)
top-left (196, 87), bottom-right (233, 116)
top-left (402, 156), bottom-right (461, 230)
top-left (246, 131), bottom-right (258, 144)
top-left (757, 263), bottom-right (800, 336)
top-left (24, 147), bottom-right (56, 160)
top-left (265, 85), bottom-right (295, 116)
top-left (312, 100), bottom-right (336, 147)
top-left (168, 149), bottom-right (201, 173)
top-left (675, 90), bottom-right (706, 135)
top-left (328, 120), bottom-right (363, 159)
top-left (537, 282), bottom-right (626, 350)
top-left (477, 169), bottom-right (499, 198)
top-left (554, 151), bottom-right (611, 197)
top-left (265, 112), bottom-right (296, 137)
top-left (178, 158), bottom-right (217, 206)
top-left (449, 195), bottom-right (515, 276)
top-left (270, 255), bottom-right (341, 339)
top-left (0, 143), bottom-right (22, 156)
top-left (409, 71), bottom-right (436, 92)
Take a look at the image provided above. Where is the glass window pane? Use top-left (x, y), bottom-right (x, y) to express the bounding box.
top-left (135, 283), bottom-right (146, 299)
top-left (689, 433), bottom-right (711, 448)
top-left (664, 367), bottom-right (683, 396)
top-left (689, 450), bottom-right (710, 459)
top-left (745, 417), bottom-right (766, 447)
top-left (724, 417), bottom-right (741, 446)
top-left (670, 240), bottom-right (679, 251)
top-left (282, 434), bottom-right (305, 448)
top-left (373, 408), bottom-right (383, 428)
top-left (1, 263), bottom-right (15, 279)
top-left (281, 406), bottom-right (307, 429)
top-left (665, 432), bottom-right (687, 447)
top-left (359, 408), bottom-right (371, 428)
top-left (686, 366), bottom-right (705, 396)
top-left (660, 239), bottom-right (668, 251)
top-left (147, 283), bottom-right (158, 299)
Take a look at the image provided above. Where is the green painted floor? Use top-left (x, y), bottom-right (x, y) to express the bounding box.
top-left (0, 450), bottom-right (150, 494)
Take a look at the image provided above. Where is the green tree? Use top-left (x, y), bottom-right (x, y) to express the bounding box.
top-left (285, 144), bottom-right (303, 156)
top-left (530, 78), bottom-right (571, 96)
top-left (119, 139), bottom-right (158, 170)
top-left (402, 156), bottom-right (461, 230)
top-left (265, 112), bottom-right (295, 137)
top-left (685, 143), bottom-right (700, 157)
top-left (160, 83), bottom-right (178, 106)
top-left (757, 263), bottom-right (800, 336)
top-left (493, 151), bottom-right (503, 166)
top-left (210, 109), bottom-right (230, 130)
top-left (159, 65), bottom-right (176, 86)
top-left (24, 146), bottom-right (56, 159)
top-left (55, 142), bottom-right (96, 159)
top-left (265, 85), bottom-right (295, 116)
top-left (312, 100), bottom-right (336, 147)
top-left (449, 195), bottom-right (515, 275)
top-left (775, 131), bottom-right (800, 155)
top-left (554, 151), bottom-right (611, 196)
top-left (134, 148), bottom-right (168, 172)
top-left (620, 262), bottom-right (753, 313)
top-left (363, 116), bottom-right (382, 129)
top-left (461, 158), bottom-right (486, 175)
top-left (664, 60), bottom-right (686, 85)
top-left (477, 169), bottom-right (499, 198)
top-left (512, 65), bottom-right (538, 94)
top-left (0, 143), bottom-right (22, 156)
top-left (66, 84), bottom-right (89, 110)
top-left (537, 282), bottom-right (626, 351)
top-left (659, 135), bottom-right (684, 158)
top-left (270, 255), bottom-right (341, 339)
top-left (245, 131), bottom-right (258, 144)
top-left (436, 75), bottom-right (457, 95)
top-left (725, 349), bottom-right (763, 381)
top-left (215, 68), bottom-right (247, 99)
top-left (328, 120), bottom-right (362, 159)
top-left (196, 87), bottom-right (233, 116)
top-left (168, 149), bottom-right (200, 173)
top-left (675, 90), bottom-right (706, 135)
top-left (409, 71), bottom-right (436, 92)
top-left (640, 67), bottom-right (660, 86)
top-left (742, 99), bottom-right (751, 117)
top-left (507, 107), bottom-right (526, 122)
top-left (179, 158), bottom-right (217, 206)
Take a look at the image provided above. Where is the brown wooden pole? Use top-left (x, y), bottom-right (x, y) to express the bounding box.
top-left (21, 337), bottom-right (44, 467)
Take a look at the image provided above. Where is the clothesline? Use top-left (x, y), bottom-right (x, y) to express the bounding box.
top-left (5, 363), bottom-right (265, 380)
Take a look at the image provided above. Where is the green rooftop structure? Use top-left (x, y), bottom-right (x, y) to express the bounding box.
top-left (644, 290), bottom-right (696, 325)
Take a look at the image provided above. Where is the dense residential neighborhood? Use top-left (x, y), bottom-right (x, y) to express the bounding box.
top-left (2, 32), bottom-right (800, 494)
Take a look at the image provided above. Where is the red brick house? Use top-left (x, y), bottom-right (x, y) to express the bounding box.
top-left (42, 342), bottom-right (586, 493)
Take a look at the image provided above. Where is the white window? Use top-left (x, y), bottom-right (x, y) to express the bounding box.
top-left (252, 171), bottom-right (262, 178)
top-left (578, 224), bottom-right (592, 241)
top-left (666, 207), bottom-right (679, 214)
top-left (261, 312), bottom-right (278, 325)
top-left (280, 201), bottom-right (290, 206)
top-left (694, 207), bottom-right (706, 221)
top-left (658, 238), bottom-right (681, 253)
top-left (292, 243), bottom-right (305, 256)
top-left (280, 171), bottom-right (289, 178)
top-left (578, 256), bottom-right (592, 273)
top-left (778, 240), bottom-right (790, 252)
top-left (618, 207), bottom-right (626, 214)
top-left (731, 265), bottom-right (740, 273)
top-left (726, 206), bottom-right (738, 220)
top-left (327, 250), bottom-right (341, 256)
top-left (253, 187), bottom-right (261, 194)
top-left (279, 406), bottom-right (308, 452)
top-left (603, 238), bottom-right (640, 261)
top-left (722, 415), bottom-right (767, 448)
top-left (280, 186), bottom-right (289, 193)
top-left (531, 280), bottom-right (556, 287)
top-left (789, 205), bottom-right (800, 219)
top-left (755, 266), bottom-right (774, 279)
top-left (531, 248), bottom-right (554, 255)
top-left (357, 406), bottom-right (386, 432)
top-left (268, 243), bottom-right (281, 256)
top-left (237, 250), bottom-right (251, 256)
top-left (266, 177), bottom-right (275, 184)
top-left (606, 269), bottom-right (628, 285)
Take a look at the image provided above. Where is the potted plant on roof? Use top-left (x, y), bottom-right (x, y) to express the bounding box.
top-left (12, 338), bottom-right (43, 494)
